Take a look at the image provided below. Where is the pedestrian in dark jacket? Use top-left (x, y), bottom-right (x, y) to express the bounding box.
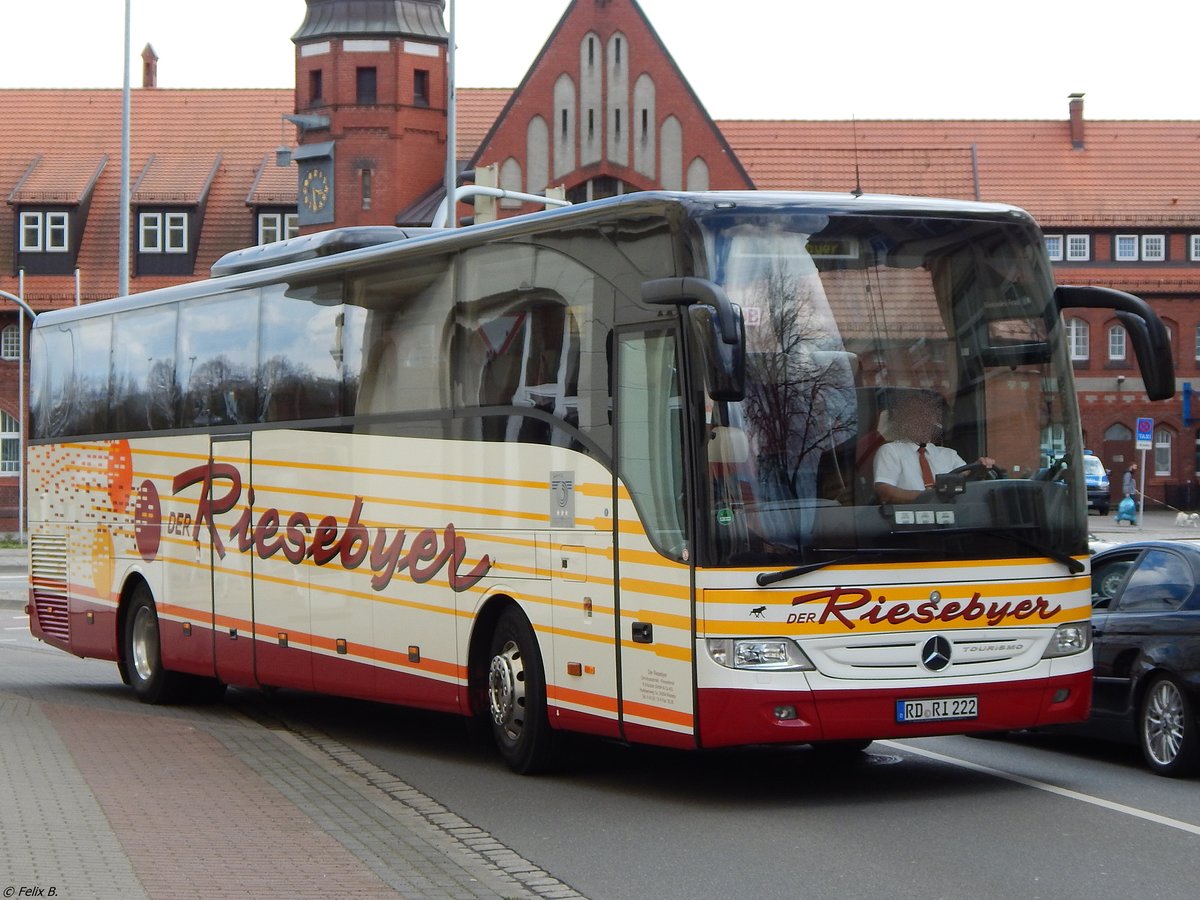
top-left (1123, 463), bottom-right (1138, 498)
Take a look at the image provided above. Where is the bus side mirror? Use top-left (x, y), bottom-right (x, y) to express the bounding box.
top-left (642, 276), bottom-right (746, 401)
top-left (1055, 285), bottom-right (1175, 401)
top-left (688, 303), bottom-right (746, 401)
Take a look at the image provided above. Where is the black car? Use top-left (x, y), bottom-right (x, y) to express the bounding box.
top-left (1082, 541), bottom-right (1200, 776)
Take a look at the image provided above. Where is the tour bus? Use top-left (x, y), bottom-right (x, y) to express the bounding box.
top-left (26, 191), bottom-right (1174, 773)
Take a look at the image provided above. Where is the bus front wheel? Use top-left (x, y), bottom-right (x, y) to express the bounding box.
top-left (487, 606), bottom-right (557, 774)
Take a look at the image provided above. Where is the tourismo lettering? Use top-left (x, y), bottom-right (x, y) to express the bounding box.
top-left (170, 464), bottom-right (492, 592)
top-left (787, 586), bottom-right (1062, 630)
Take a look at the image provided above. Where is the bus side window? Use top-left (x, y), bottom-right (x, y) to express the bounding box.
top-left (112, 304), bottom-right (178, 433)
top-left (30, 326), bottom-right (74, 438)
top-left (177, 290), bottom-right (260, 427)
top-left (260, 284), bottom-right (349, 423)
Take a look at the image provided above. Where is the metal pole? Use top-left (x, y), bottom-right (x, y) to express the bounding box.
top-left (0, 282), bottom-right (34, 545)
top-left (1138, 448), bottom-right (1147, 528)
top-left (18, 292), bottom-right (25, 545)
top-left (443, 0), bottom-right (457, 229)
top-left (118, 0), bottom-right (132, 296)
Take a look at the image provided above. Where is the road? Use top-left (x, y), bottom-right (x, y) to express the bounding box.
top-left (265, 689), bottom-right (1199, 900)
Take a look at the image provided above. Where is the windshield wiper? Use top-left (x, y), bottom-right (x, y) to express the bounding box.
top-left (877, 526), bottom-right (1085, 575)
top-left (756, 549), bottom-right (936, 586)
top-left (755, 528), bottom-right (1084, 586)
top-left (987, 529), bottom-right (1085, 574)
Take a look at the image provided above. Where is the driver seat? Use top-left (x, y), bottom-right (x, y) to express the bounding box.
top-left (853, 407), bottom-right (899, 504)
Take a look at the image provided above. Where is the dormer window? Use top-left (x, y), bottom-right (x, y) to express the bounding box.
top-left (257, 211), bottom-right (299, 245)
top-left (136, 208), bottom-right (195, 275)
top-left (10, 155), bottom-right (104, 275)
top-left (139, 211), bottom-right (188, 253)
top-left (19, 211), bottom-right (70, 253)
top-left (129, 154), bottom-right (218, 277)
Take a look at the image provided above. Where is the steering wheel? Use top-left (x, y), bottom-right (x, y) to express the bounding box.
top-left (948, 461), bottom-right (1007, 481)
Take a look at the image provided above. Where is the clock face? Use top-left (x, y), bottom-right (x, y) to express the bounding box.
top-left (301, 167), bottom-right (330, 213)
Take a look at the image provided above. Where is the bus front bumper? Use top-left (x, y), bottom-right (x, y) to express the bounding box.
top-left (695, 670), bottom-right (1091, 748)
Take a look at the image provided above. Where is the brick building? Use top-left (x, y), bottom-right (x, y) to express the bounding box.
top-left (2, 0), bottom-right (1199, 531)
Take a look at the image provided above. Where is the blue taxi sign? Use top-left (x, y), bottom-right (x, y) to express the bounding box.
top-left (1136, 417), bottom-right (1153, 450)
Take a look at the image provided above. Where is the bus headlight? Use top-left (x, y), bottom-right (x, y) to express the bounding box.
top-left (1041, 621), bottom-right (1092, 658)
top-left (707, 638), bottom-right (815, 671)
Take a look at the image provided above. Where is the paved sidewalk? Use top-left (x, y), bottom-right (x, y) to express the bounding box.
top-left (1087, 505), bottom-right (1200, 541)
top-left (0, 630), bottom-right (585, 900)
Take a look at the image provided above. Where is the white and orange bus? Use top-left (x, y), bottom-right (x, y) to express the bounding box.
top-left (27, 192), bottom-right (1173, 772)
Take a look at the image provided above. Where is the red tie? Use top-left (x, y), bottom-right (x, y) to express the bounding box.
top-left (918, 445), bottom-right (935, 489)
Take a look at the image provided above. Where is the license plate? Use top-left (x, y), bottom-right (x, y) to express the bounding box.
top-left (896, 696), bottom-right (978, 723)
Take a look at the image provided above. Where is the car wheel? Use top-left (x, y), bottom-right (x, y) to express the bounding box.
top-left (1138, 674), bottom-right (1199, 777)
top-left (487, 606), bottom-right (557, 774)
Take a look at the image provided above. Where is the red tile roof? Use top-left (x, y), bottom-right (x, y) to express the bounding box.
top-left (456, 88), bottom-right (511, 158)
top-left (5, 86), bottom-right (1200, 313)
top-left (457, 99), bottom-right (1200, 227)
top-left (132, 155), bottom-right (221, 205)
top-left (8, 155), bottom-right (108, 204)
top-left (247, 155), bottom-right (300, 206)
top-left (1, 88), bottom-right (296, 308)
top-left (717, 118), bottom-right (1200, 225)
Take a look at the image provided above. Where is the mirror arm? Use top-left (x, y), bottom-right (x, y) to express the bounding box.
top-left (1055, 285), bottom-right (1175, 401)
top-left (642, 277), bottom-right (740, 343)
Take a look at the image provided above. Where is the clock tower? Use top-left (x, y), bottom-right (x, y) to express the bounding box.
top-left (291, 0), bottom-right (449, 230)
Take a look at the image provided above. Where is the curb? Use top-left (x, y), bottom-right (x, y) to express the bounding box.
top-left (229, 694), bottom-right (588, 900)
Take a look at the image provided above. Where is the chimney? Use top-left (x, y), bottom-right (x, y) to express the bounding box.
top-left (142, 44), bottom-right (159, 89)
top-left (1068, 92), bottom-right (1085, 150)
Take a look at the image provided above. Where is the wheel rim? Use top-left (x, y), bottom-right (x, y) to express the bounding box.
top-left (131, 605), bottom-right (159, 684)
top-left (488, 639), bottom-right (527, 741)
top-left (1143, 680), bottom-right (1186, 767)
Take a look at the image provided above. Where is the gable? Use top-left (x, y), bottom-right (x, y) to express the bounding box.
top-left (468, 0), bottom-right (752, 203)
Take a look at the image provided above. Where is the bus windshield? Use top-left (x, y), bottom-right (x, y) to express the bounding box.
top-left (693, 207), bottom-right (1085, 569)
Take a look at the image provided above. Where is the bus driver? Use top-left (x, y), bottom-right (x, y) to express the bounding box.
top-left (872, 390), bottom-right (996, 504)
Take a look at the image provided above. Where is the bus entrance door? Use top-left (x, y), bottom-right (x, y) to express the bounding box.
top-left (208, 436), bottom-right (256, 687)
top-left (613, 327), bottom-right (697, 749)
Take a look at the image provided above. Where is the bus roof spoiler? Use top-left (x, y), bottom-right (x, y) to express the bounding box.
top-left (211, 226), bottom-right (436, 277)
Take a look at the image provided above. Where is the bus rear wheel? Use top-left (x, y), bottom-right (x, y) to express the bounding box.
top-left (487, 606), bottom-right (556, 774)
top-left (124, 586), bottom-right (190, 705)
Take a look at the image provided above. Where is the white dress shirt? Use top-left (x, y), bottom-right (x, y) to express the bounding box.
top-left (873, 440), bottom-right (967, 493)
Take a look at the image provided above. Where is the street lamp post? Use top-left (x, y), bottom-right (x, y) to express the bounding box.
top-left (0, 287), bottom-right (35, 545)
top-left (443, 0), bottom-right (456, 228)
top-left (119, 0), bottom-right (132, 296)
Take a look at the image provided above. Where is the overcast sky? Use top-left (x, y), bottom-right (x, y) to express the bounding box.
top-left (4, 0), bottom-right (1194, 120)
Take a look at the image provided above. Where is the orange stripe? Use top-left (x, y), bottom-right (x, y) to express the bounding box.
top-left (156, 602), bottom-right (466, 680)
top-left (548, 686), bottom-right (692, 730)
top-left (547, 684), bottom-right (619, 715)
top-left (621, 698), bottom-right (693, 729)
